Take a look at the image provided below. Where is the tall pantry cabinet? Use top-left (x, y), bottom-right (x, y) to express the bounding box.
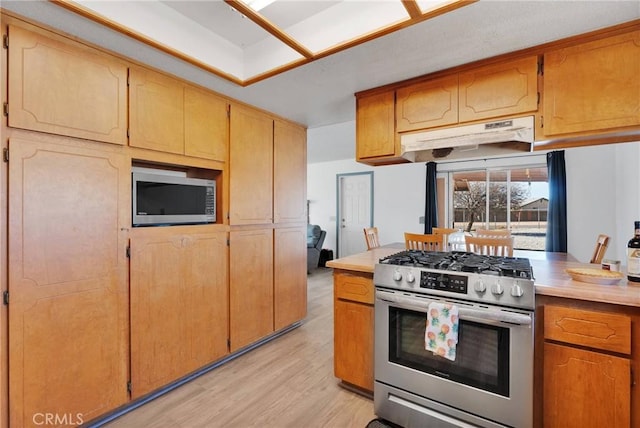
top-left (5, 22), bottom-right (131, 426)
top-left (228, 104), bottom-right (308, 352)
top-left (1, 15), bottom-right (308, 427)
top-left (7, 137), bottom-right (130, 426)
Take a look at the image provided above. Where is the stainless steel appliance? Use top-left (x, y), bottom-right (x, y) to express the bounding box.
top-left (132, 171), bottom-right (216, 226)
top-left (374, 250), bottom-right (535, 428)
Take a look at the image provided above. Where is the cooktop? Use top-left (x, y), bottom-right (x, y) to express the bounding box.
top-left (378, 250), bottom-right (533, 280)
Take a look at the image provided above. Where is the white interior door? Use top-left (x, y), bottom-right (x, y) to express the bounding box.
top-left (338, 172), bottom-right (372, 257)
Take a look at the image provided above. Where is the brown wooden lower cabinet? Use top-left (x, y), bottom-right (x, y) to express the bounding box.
top-left (274, 226), bottom-right (307, 330)
top-left (538, 299), bottom-right (637, 428)
top-left (333, 270), bottom-right (374, 392)
top-left (8, 136), bottom-right (130, 426)
top-left (129, 227), bottom-right (229, 398)
top-left (229, 228), bottom-right (274, 352)
top-left (544, 342), bottom-right (630, 427)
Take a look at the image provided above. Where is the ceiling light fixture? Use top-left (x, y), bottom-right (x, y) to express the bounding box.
top-left (245, 0), bottom-right (276, 12)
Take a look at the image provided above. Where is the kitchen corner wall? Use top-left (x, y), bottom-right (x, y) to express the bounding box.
top-left (307, 120), bottom-right (640, 263)
top-left (565, 140), bottom-right (640, 263)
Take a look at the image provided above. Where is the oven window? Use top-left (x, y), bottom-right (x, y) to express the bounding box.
top-left (389, 307), bottom-right (510, 396)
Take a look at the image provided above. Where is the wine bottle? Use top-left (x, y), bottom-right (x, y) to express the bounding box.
top-left (627, 221), bottom-right (640, 282)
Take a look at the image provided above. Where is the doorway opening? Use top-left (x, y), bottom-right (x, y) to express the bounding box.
top-left (336, 172), bottom-right (373, 258)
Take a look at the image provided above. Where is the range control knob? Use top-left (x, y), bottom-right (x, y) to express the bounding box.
top-left (491, 281), bottom-right (504, 296)
top-left (393, 270), bottom-right (402, 282)
top-left (474, 279), bottom-right (486, 293)
top-left (406, 272), bottom-right (416, 283)
top-left (511, 284), bottom-right (524, 297)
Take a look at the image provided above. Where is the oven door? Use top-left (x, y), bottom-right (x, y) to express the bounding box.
top-left (374, 289), bottom-right (533, 428)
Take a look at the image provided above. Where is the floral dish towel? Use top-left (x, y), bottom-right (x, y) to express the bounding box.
top-left (425, 301), bottom-right (459, 361)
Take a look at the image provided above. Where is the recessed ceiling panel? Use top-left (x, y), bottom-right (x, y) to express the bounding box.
top-left (163, 1), bottom-right (268, 47)
top-left (76, 0), bottom-right (246, 77)
top-left (57, 0), bottom-right (476, 83)
top-left (282, 1), bottom-right (410, 53)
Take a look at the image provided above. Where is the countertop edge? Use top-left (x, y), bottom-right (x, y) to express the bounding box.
top-left (326, 248), bottom-right (640, 308)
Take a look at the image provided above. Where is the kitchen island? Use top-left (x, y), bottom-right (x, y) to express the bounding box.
top-left (327, 246), bottom-right (640, 428)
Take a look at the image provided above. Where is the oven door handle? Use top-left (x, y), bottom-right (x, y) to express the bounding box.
top-left (375, 291), bottom-right (532, 326)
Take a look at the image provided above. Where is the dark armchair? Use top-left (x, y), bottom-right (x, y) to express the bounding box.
top-left (307, 224), bottom-right (326, 273)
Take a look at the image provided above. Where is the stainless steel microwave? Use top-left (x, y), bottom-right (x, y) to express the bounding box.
top-left (132, 172), bottom-right (216, 226)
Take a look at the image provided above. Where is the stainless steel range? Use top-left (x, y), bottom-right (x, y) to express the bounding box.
top-left (373, 250), bottom-right (535, 428)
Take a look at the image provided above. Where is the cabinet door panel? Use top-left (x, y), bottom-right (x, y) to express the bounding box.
top-left (543, 342), bottom-right (630, 428)
top-left (356, 91), bottom-right (396, 159)
top-left (229, 229), bottom-right (274, 351)
top-left (274, 120), bottom-right (307, 224)
top-left (544, 305), bottom-right (631, 354)
top-left (459, 56), bottom-right (539, 123)
top-left (396, 75), bottom-right (459, 132)
top-left (8, 25), bottom-right (127, 144)
top-left (229, 104), bottom-right (273, 225)
top-left (185, 86), bottom-right (228, 161)
top-left (274, 227), bottom-right (307, 330)
top-left (334, 299), bottom-right (373, 391)
top-left (8, 137), bottom-right (129, 426)
top-left (129, 67), bottom-right (184, 154)
top-left (543, 31), bottom-right (640, 136)
top-left (130, 229), bottom-right (228, 398)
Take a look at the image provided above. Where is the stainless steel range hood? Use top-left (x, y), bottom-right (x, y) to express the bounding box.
top-left (400, 116), bottom-right (535, 162)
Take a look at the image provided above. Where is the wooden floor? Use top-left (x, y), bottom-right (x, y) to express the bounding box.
top-left (106, 267), bottom-right (376, 428)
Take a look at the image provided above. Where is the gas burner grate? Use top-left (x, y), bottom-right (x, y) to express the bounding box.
top-left (379, 250), bottom-right (533, 279)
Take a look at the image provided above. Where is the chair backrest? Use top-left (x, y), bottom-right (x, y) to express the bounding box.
top-left (590, 234), bottom-right (610, 264)
top-left (475, 228), bottom-right (511, 237)
top-left (364, 227), bottom-right (380, 250)
top-left (404, 233), bottom-right (442, 251)
top-left (465, 235), bottom-right (514, 257)
top-left (432, 227), bottom-right (457, 249)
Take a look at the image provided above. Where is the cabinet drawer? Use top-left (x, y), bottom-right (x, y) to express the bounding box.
top-left (335, 272), bottom-right (374, 304)
top-left (544, 305), bottom-right (631, 354)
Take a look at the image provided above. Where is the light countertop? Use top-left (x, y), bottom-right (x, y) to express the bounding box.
top-left (326, 244), bottom-right (640, 307)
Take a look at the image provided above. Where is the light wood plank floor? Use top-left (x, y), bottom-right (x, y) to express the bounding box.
top-left (107, 267), bottom-right (376, 428)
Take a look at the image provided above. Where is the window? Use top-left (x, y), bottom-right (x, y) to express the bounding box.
top-left (441, 157), bottom-right (548, 251)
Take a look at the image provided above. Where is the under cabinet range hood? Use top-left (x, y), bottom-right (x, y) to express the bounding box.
top-left (400, 116), bottom-right (535, 162)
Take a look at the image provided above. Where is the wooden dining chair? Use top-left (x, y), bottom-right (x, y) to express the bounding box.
top-left (590, 234), bottom-right (610, 264)
top-left (363, 227), bottom-right (381, 250)
top-left (465, 235), bottom-right (514, 257)
top-left (432, 227), bottom-right (457, 249)
top-left (475, 228), bottom-right (511, 237)
top-left (404, 233), bottom-right (442, 251)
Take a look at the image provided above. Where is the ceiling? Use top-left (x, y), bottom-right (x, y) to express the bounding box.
top-left (2, 1), bottom-right (639, 163)
top-left (51, 0), bottom-right (472, 84)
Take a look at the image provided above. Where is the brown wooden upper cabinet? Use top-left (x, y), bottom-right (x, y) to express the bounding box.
top-left (129, 66), bottom-right (184, 154)
top-left (542, 30), bottom-right (640, 137)
top-left (458, 56), bottom-right (539, 123)
top-left (396, 74), bottom-right (459, 132)
top-left (229, 103), bottom-right (274, 225)
top-left (274, 119), bottom-right (307, 224)
top-left (356, 90), bottom-right (396, 160)
top-left (396, 56), bottom-right (539, 133)
top-left (7, 24), bottom-right (127, 145)
top-left (130, 67), bottom-right (229, 161)
top-left (184, 85), bottom-right (229, 162)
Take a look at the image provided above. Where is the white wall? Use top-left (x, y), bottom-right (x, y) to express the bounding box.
top-left (308, 120), bottom-right (640, 263)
